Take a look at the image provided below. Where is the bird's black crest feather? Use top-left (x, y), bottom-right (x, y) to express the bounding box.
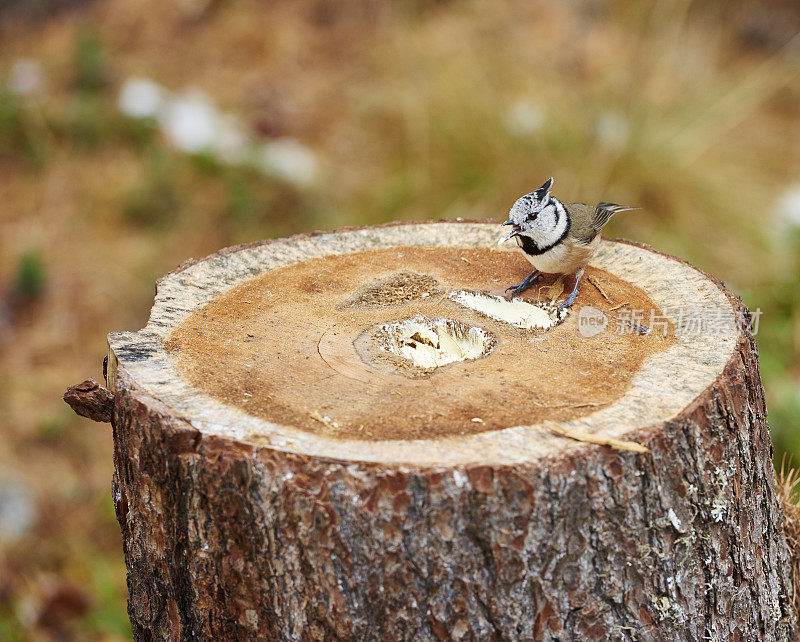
top-left (533, 177), bottom-right (553, 198)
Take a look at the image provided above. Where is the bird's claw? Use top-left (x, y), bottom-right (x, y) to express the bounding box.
top-left (557, 268), bottom-right (584, 311)
top-left (504, 271), bottom-right (541, 298)
top-left (557, 288), bottom-right (580, 311)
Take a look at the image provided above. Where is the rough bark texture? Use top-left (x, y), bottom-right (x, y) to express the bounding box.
top-left (109, 317), bottom-right (794, 641)
top-left (63, 378), bottom-right (115, 423)
top-left (67, 222), bottom-right (795, 641)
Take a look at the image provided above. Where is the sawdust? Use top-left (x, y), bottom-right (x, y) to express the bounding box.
top-left (338, 271), bottom-right (440, 309)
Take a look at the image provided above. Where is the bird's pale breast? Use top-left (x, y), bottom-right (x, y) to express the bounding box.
top-left (517, 236), bottom-right (599, 275)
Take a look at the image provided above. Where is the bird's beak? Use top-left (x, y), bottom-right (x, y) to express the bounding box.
top-left (498, 220), bottom-right (520, 245)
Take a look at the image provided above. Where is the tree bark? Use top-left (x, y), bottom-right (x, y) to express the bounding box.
top-left (73, 222), bottom-right (796, 640)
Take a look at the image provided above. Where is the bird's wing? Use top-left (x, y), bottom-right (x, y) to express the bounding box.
top-left (566, 203), bottom-right (598, 244)
top-left (569, 202), bottom-right (638, 244)
top-left (593, 202), bottom-right (637, 231)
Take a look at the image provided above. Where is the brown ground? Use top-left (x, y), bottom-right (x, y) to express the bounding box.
top-left (166, 246), bottom-right (674, 440)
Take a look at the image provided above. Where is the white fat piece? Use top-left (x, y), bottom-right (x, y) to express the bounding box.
top-left (450, 291), bottom-right (561, 330)
top-left (378, 316), bottom-right (493, 369)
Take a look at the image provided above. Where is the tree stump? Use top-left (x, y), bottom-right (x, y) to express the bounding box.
top-left (80, 221), bottom-right (796, 640)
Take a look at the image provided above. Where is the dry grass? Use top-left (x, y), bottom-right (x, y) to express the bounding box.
top-left (778, 455), bottom-right (800, 623)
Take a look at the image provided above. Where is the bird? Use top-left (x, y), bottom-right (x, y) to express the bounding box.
top-left (498, 177), bottom-right (637, 310)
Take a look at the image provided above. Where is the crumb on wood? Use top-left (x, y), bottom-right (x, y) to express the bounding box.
top-left (587, 275), bottom-right (613, 303)
top-left (542, 420), bottom-right (648, 453)
top-left (540, 276), bottom-right (565, 303)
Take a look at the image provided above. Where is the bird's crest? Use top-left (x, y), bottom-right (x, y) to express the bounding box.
top-left (532, 177), bottom-right (553, 201)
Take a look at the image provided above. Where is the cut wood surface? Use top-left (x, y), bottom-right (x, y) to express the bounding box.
top-left (98, 221), bottom-right (794, 640)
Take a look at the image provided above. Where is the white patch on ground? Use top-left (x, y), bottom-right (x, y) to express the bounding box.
top-left (159, 90), bottom-right (219, 153)
top-left (449, 291), bottom-right (563, 330)
top-left (6, 59), bottom-right (43, 96)
top-left (505, 100), bottom-right (544, 136)
top-left (116, 77), bottom-right (317, 186)
top-left (596, 111), bottom-right (630, 148)
top-left (0, 479), bottom-right (36, 544)
top-left (377, 315), bottom-right (494, 369)
top-left (775, 185), bottom-right (800, 227)
top-left (118, 77), bottom-right (166, 119)
top-left (258, 138), bottom-right (318, 187)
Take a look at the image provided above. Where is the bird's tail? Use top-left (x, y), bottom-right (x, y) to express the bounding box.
top-left (593, 202), bottom-right (639, 231)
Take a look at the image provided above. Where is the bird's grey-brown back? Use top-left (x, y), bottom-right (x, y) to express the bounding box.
top-left (565, 201), bottom-right (634, 245)
top-left (564, 202), bottom-right (596, 244)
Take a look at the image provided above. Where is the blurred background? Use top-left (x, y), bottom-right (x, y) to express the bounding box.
top-left (0, 0), bottom-right (798, 638)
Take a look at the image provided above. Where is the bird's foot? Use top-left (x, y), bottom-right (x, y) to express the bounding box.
top-left (506, 283), bottom-right (531, 298)
top-left (557, 289), bottom-right (579, 311)
top-left (557, 268), bottom-right (585, 311)
top-left (505, 271), bottom-right (541, 298)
